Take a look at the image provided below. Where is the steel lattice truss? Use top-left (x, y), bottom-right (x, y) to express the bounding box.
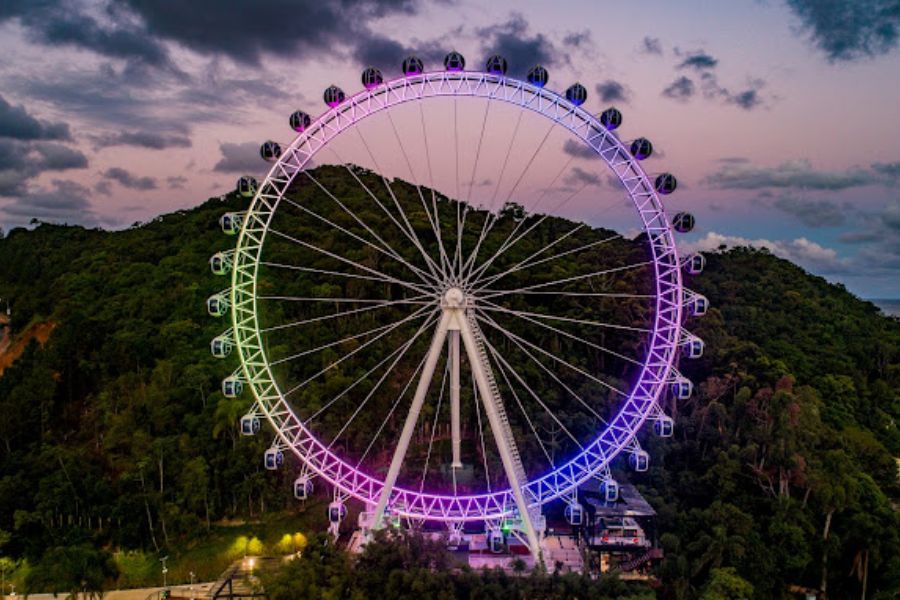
top-left (227, 71), bottom-right (685, 523)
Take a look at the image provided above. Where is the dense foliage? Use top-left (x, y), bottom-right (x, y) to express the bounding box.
top-left (262, 531), bottom-right (653, 600)
top-left (0, 167), bottom-right (898, 598)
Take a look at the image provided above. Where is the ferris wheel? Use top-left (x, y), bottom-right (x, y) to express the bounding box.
top-left (207, 51), bottom-right (707, 560)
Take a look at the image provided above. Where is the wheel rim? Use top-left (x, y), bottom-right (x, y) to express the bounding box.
top-left (230, 70), bottom-right (683, 522)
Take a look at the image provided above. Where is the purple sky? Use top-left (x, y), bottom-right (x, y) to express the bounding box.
top-left (1, 0), bottom-right (899, 298)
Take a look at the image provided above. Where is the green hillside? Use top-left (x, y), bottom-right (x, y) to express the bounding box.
top-left (0, 167), bottom-right (898, 598)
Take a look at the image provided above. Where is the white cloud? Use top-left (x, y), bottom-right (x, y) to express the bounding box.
top-left (680, 231), bottom-right (852, 274)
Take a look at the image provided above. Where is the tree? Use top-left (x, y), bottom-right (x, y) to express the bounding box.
top-left (24, 545), bottom-right (118, 599)
top-left (699, 568), bottom-right (753, 600)
top-left (808, 450), bottom-right (860, 599)
top-left (262, 535), bottom-right (351, 600)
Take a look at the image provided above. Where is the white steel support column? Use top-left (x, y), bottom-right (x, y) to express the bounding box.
top-left (449, 330), bottom-right (462, 469)
top-left (458, 310), bottom-right (542, 561)
top-left (371, 310), bottom-right (452, 529)
top-left (370, 287), bottom-right (541, 562)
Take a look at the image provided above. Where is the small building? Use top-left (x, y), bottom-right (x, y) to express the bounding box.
top-left (574, 481), bottom-right (662, 578)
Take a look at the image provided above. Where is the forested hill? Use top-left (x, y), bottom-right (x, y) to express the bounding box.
top-left (0, 170), bottom-right (898, 598)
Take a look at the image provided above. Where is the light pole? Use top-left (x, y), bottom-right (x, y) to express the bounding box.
top-left (159, 556), bottom-right (169, 589)
top-left (189, 571), bottom-right (195, 600)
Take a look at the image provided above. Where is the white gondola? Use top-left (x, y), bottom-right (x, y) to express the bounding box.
top-left (220, 212), bottom-right (242, 235)
top-left (600, 479), bottom-right (619, 502)
top-left (671, 377), bottom-right (693, 400)
top-left (210, 336), bottom-right (232, 358)
top-left (689, 294), bottom-right (709, 317)
top-left (240, 414), bottom-right (260, 436)
top-left (684, 253), bottom-right (705, 275)
top-left (328, 501), bottom-right (347, 524)
top-left (209, 252), bottom-right (232, 276)
top-left (236, 176), bottom-right (257, 198)
top-left (207, 293), bottom-right (228, 317)
top-left (564, 501), bottom-right (584, 526)
top-left (293, 476), bottom-right (313, 500)
top-left (629, 450), bottom-right (650, 472)
top-left (683, 336), bottom-right (704, 359)
top-left (653, 415), bottom-right (675, 437)
top-left (222, 376), bottom-right (243, 397)
top-left (264, 448), bottom-right (284, 470)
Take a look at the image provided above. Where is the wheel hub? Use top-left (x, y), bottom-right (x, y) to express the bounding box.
top-left (441, 286), bottom-right (466, 309)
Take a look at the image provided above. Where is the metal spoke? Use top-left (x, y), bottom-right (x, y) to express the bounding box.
top-left (484, 338), bottom-right (554, 467)
top-left (329, 312), bottom-right (438, 451)
top-left (462, 119), bottom-right (556, 281)
top-left (476, 310), bottom-right (628, 400)
top-left (477, 261), bottom-right (653, 301)
top-left (487, 108), bottom-right (524, 212)
top-left (329, 141), bottom-right (444, 282)
top-left (297, 170), bottom-right (435, 285)
top-left (260, 261), bottom-right (421, 288)
top-left (355, 345), bottom-right (432, 468)
top-left (452, 97), bottom-right (462, 274)
top-left (454, 99), bottom-right (493, 277)
top-left (473, 376), bottom-right (491, 492)
top-left (465, 153), bottom-right (577, 283)
top-left (419, 360), bottom-right (449, 493)
top-left (268, 228), bottom-right (434, 296)
top-left (476, 290), bottom-right (652, 299)
top-left (305, 321), bottom-right (435, 423)
top-left (477, 297), bottom-right (645, 367)
top-left (467, 177), bottom-right (593, 285)
top-left (354, 123), bottom-right (443, 281)
top-left (477, 303), bottom-right (650, 335)
top-left (260, 296), bottom-right (431, 305)
top-left (385, 110), bottom-right (452, 276)
top-left (270, 305), bottom-right (432, 367)
top-left (282, 306), bottom-right (436, 398)
top-left (260, 294), bottom-right (431, 333)
top-left (474, 233), bottom-right (623, 291)
top-left (418, 99), bottom-right (442, 239)
top-left (323, 145), bottom-right (420, 248)
top-left (482, 331), bottom-right (583, 450)
top-left (471, 223), bottom-right (587, 290)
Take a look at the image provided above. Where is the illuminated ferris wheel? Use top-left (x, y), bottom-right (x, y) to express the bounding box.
top-left (207, 51), bottom-right (707, 560)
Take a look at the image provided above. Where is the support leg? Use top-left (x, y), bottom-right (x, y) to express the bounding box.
top-left (449, 330), bottom-right (462, 468)
top-left (372, 312), bottom-right (452, 528)
top-left (458, 311), bottom-right (542, 562)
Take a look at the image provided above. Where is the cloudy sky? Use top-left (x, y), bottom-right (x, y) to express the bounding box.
top-left (0, 0), bottom-right (899, 298)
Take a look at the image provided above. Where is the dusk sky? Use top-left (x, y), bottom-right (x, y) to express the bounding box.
top-left (1, 0), bottom-right (899, 298)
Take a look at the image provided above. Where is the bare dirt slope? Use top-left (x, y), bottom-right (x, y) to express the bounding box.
top-left (0, 316), bottom-right (56, 377)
